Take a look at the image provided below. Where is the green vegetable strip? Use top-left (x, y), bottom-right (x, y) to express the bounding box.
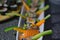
top-left (32, 30), bottom-right (52, 40)
top-left (4, 26), bottom-right (17, 32)
top-left (40, 5), bottom-right (49, 11)
top-left (44, 14), bottom-right (51, 20)
top-left (6, 13), bottom-right (26, 18)
top-left (27, 0), bottom-right (31, 5)
top-left (23, 24), bottom-right (27, 30)
top-left (39, 0), bottom-right (44, 5)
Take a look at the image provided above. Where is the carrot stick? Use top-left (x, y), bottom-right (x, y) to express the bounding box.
top-left (22, 0), bottom-right (30, 11)
top-left (36, 19), bottom-right (45, 27)
top-left (31, 14), bottom-right (51, 27)
top-left (19, 29), bottom-right (39, 38)
top-left (36, 14), bottom-right (51, 27)
top-left (13, 28), bottom-right (26, 33)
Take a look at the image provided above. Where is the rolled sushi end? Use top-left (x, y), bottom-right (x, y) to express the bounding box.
top-left (32, 30), bottom-right (53, 40)
top-left (10, 5), bottom-right (17, 11)
top-left (4, 26), bottom-right (17, 32)
top-left (0, 8), bottom-right (7, 12)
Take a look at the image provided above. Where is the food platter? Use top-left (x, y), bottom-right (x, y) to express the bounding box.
top-left (3, 0), bottom-right (52, 40)
top-left (16, 0), bottom-right (47, 40)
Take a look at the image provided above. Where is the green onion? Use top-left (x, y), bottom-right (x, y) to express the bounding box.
top-left (23, 24), bottom-right (27, 30)
top-left (32, 30), bottom-right (53, 40)
top-left (6, 13), bottom-right (26, 18)
top-left (40, 5), bottom-right (49, 11)
top-left (39, 0), bottom-right (44, 5)
top-left (4, 26), bottom-right (17, 32)
top-left (27, 0), bottom-right (31, 6)
top-left (44, 14), bottom-right (51, 20)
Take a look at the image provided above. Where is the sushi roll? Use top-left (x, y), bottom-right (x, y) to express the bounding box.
top-left (4, 4), bottom-right (8, 8)
top-left (10, 4), bottom-right (17, 11)
top-left (0, 4), bottom-right (7, 15)
top-left (16, 0), bottom-right (22, 6)
top-left (6, 0), bottom-right (17, 11)
top-left (6, 0), bottom-right (16, 5)
top-left (4, 0), bottom-right (8, 8)
top-left (0, 4), bottom-right (3, 9)
top-left (0, 0), bottom-right (8, 15)
top-left (0, 7), bottom-right (7, 15)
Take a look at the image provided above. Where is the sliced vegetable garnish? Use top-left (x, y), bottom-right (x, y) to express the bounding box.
top-left (13, 28), bottom-right (26, 33)
top-left (36, 14), bottom-right (51, 27)
top-left (4, 26), bottom-right (17, 32)
top-left (32, 14), bottom-right (51, 27)
top-left (19, 29), bottom-right (39, 38)
top-left (36, 5), bottom-right (49, 15)
top-left (27, 0), bottom-right (31, 6)
top-left (6, 12), bottom-right (26, 18)
top-left (23, 24), bottom-right (27, 30)
top-left (35, 19), bottom-right (45, 27)
top-left (44, 14), bottom-right (51, 20)
top-left (40, 5), bottom-right (49, 11)
top-left (32, 30), bottom-right (53, 40)
top-left (22, 0), bottom-right (30, 11)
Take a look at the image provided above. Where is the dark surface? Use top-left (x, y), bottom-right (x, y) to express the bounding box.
top-left (0, 17), bottom-right (19, 40)
top-left (43, 0), bottom-right (60, 40)
top-left (0, 0), bottom-right (60, 40)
